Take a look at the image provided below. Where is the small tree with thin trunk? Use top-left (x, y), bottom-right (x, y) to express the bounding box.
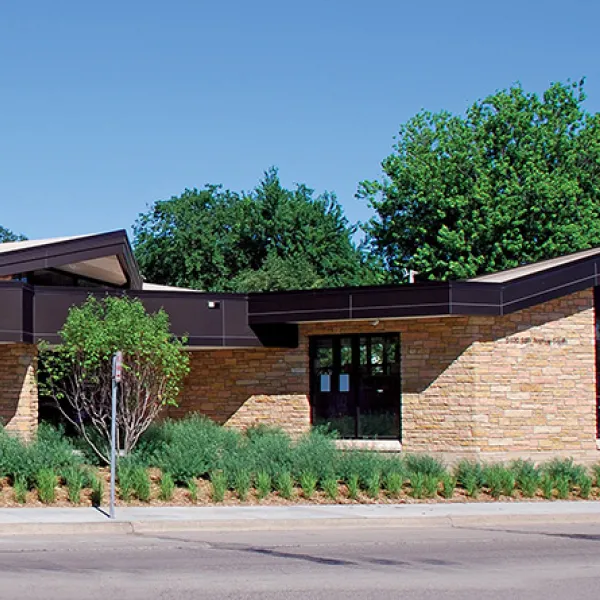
top-left (39, 295), bottom-right (190, 463)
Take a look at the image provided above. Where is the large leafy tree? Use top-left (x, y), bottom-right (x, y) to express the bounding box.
top-left (134, 168), bottom-right (380, 291)
top-left (0, 226), bottom-right (25, 242)
top-left (360, 80), bottom-right (600, 281)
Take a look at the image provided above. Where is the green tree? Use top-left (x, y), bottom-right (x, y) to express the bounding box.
top-left (134, 168), bottom-right (381, 292)
top-left (39, 296), bottom-right (190, 463)
top-left (0, 226), bottom-right (26, 243)
top-left (360, 80), bottom-right (600, 281)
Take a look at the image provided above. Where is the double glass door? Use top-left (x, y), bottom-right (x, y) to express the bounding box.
top-left (310, 334), bottom-right (401, 439)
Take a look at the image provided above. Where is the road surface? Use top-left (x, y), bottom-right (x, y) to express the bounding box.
top-left (1, 522), bottom-right (600, 599)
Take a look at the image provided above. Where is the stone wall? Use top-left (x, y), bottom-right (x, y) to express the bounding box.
top-left (0, 344), bottom-right (38, 439)
top-left (171, 344), bottom-right (310, 436)
top-left (173, 289), bottom-right (599, 463)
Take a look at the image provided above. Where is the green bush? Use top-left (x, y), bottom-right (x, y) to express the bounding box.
top-left (13, 474), bottom-right (27, 504)
top-left (410, 472), bottom-right (425, 499)
top-left (423, 474), bottom-right (439, 498)
top-left (484, 465), bottom-right (514, 499)
top-left (322, 476), bottom-right (338, 501)
top-left (365, 472), bottom-right (381, 499)
top-left (347, 474), bottom-right (360, 500)
top-left (89, 473), bottom-right (104, 506)
top-left (338, 451), bottom-right (387, 488)
top-left (299, 472), bottom-right (318, 499)
top-left (36, 469), bottom-right (57, 504)
top-left (593, 464), bottom-right (600, 486)
top-left (455, 460), bottom-right (483, 497)
top-left (511, 460), bottom-right (540, 498)
top-left (555, 476), bottom-right (570, 500)
top-left (63, 466), bottom-right (84, 504)
top-left (383, 472), bottom-right (403, 497)
top-left (118, 462), bottom-right (135, 501)
top-left (132, 467), bottom-right (151, 502)
top-left (211, 471), bottom-right (227, 503)
top-left (187, 478), bottom-right (198, 503)
top-left (544, 458), bottom-right (586, 488)
top-left (292, 430), bottom-right (337, 482)
top-left (233, 468), bottom-right (252, 501)
top-left (255, 471), bottom-right (271, 500)
top-left (159, 472), bottom-right (175, 502)
top-left (245, 427), bottom-right (293, 480)
top-left (275, 472), bottom-right (294, 499)
top-left (579, 474), bottom-right (592, 499)
top-left (541, 475), bottom-right (554, 500)
top-left (440, 474), bottom-right (455, 499)
top-left (404, 454), bottom-right (446, 478)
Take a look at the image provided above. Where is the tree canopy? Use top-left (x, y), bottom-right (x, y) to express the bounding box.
top-left (359, 80), bottom-right (600, 282)
top-left (0, 226), bottom-right (25, 243)
top-left (134, 168), bottom-right (380, 292)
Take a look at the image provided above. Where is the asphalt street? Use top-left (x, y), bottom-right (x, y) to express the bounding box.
top-left (1, 522), bottom-right (600, 599)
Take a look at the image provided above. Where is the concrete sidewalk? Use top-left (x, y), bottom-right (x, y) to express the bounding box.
top-left (1, 501), bottom-right (600, 536)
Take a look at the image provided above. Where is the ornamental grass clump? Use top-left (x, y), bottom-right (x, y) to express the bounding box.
top-left (159, 472), bottom-right (175, 502)
top-left (255, 471), bottom-right (271, 500)
top-left (483, 464), bottom-right (514, 499)
top-left (210, 472), bottom-right (227, 503)
top-left (275, 472), bottom-right (294, 500)
top-left (455, 460), bottom-right (483, 498)
top-left (555, 476), bottom-right (570, 500)
top-left (410, 472), bottom-right (425, 499)
top-left (292, 430), bottom-right (338, 483)
top-left (579, 474), bottom-right (592, 499)
top-left (404, 454), bottom-right (446, 479)
top-left (383, 472), bottom-right (403, 498)
top-left (299, 472), bottom-right (318, 499)
top-left (544, 458), bottom-right (586, 492)
top-left (63, 466), bottom-right (84, 504)
top-left (322, 476), bottom-right (338, 501)
top-left (541, 475), bottom-right (554, 500)
top-left (440, 474), bottom-right (455, 499)
top-left (36, 469), bottom-right (57, 504)
top-left (233, 468), bottom-right (252, 502)
top-left (132, 466), bottom-right (151, 502)
top-left (187, 478), bottom-right (198, 503)
top-left (365, 472), bottom-right (381, 499)
top-left (118, 463), bottom-right (135, 502)
top-left (511, 460), bottom-right (540, 498)
top-left (423, 474), bottom-right (440, 499)
top-left (13, 474), bottom-right (28, 504)
top-left (90, 473), bottom-right (104, 507)
top-left (347, 474), bottom-right (360, 500)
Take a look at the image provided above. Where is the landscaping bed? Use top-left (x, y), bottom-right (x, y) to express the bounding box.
top-left (1, 417), bottom-right (599, 507)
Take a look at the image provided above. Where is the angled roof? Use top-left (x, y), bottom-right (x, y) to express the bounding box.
top-left (470, 247), bottom-right (600, 283)
top-left (0, 230), bottom-right (142, 289)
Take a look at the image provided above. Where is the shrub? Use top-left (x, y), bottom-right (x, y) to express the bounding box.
top-left (159, 472), bottom-right (175, 502)
top-left (245, 428), bottom-right (293, 481)
top-left (365, 472), bottom-right (381, 499)
top-left (593, 464), bottom-right (600, 486)
top-left (255, 471), bottom-right (271, 500)
top-left (423, 474), bottom-right (439, 498)
top-left (292, 431), bottom-right (337, 482)
top-left (404, 454), bottom-right (446, 478)
top-left (484, 465), bottom-right (514, 499)
top-left (541, 475), bottom-right (554, 500)
top-left (322, 477), bottom-right (338, 501)
top-left (211, 471), bottom-right (227, 503)
top-left (455, 460), bottom-right (483, 497)
top-left (383, 472), bottom-right (403, 497)
top-left (440, 474), bottom-right (455, 499)
top-left (90, 474), bottom-right (104, 506)
top-left (36, 469), bottom-right (57, 504)
top-left (118, 462), bottom-right (135, 502)
top-left (410, 472), bottom-right (425, 499)
top-left (13, 474), bottom-right (27, 504)
top-left (63, 466), bottom-right (84, 504)
top-left (233, 469), bottom-right (252, 502)
top-left (187, 478), bottom-right (198, 503)
top-left (299, 472), bottom-right (318, 499)
top-left (275, 472), bottom-right (294, 500)
top-left (579, 474), bottom-right (592, 499)
top-left (347, 474), bottom-right (360, 500)
top-left (132, 467), bottom-right (151, 502)
top-left (511, 460), bottom-right (540, 498)
top-left (555, 476), bottom-right (570, 500)
top-left (544, 458), bottom-right (586, 489)
top-left (338, 451), bottom-right (387, 488)
top-left (151, 415), bottom-right (243, 483)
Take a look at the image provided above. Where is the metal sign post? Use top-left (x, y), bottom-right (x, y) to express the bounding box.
top-left (109, 351), bottom-right (123, 520)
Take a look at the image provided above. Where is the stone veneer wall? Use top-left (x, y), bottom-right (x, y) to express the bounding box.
top-left (170, 345), bottom-right (310, 436)
top-left (173, 289), bottom-right (598, 463)
top-left (0, 344), bottom-right (38, 439)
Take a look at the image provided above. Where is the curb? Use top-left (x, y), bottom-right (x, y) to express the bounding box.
top-left (2, 512), bottom-right (600, 536)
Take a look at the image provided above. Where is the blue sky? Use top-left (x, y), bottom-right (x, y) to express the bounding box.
top-left (1, 1), bottom-right (599, 240)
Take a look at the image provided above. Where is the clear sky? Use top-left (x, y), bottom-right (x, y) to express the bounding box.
top-left (1, 0), bottom-right (599, 240)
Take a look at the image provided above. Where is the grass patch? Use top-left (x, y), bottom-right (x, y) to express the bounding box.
top-left (255, 471), bottom-right (271, 500)
top-left (159, 472), bottom-right (175, 502)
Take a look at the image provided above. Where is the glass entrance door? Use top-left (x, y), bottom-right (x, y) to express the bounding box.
top-left (310, 333), bottom-right (401, 440)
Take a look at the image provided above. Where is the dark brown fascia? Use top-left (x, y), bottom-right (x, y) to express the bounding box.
top-left (247, 251), bottom-right (600, 324)
top-left (0, 230), bottom-right (143, 290)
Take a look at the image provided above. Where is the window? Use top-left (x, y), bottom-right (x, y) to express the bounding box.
top-left (310, 333), bottom-right (401, 440)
